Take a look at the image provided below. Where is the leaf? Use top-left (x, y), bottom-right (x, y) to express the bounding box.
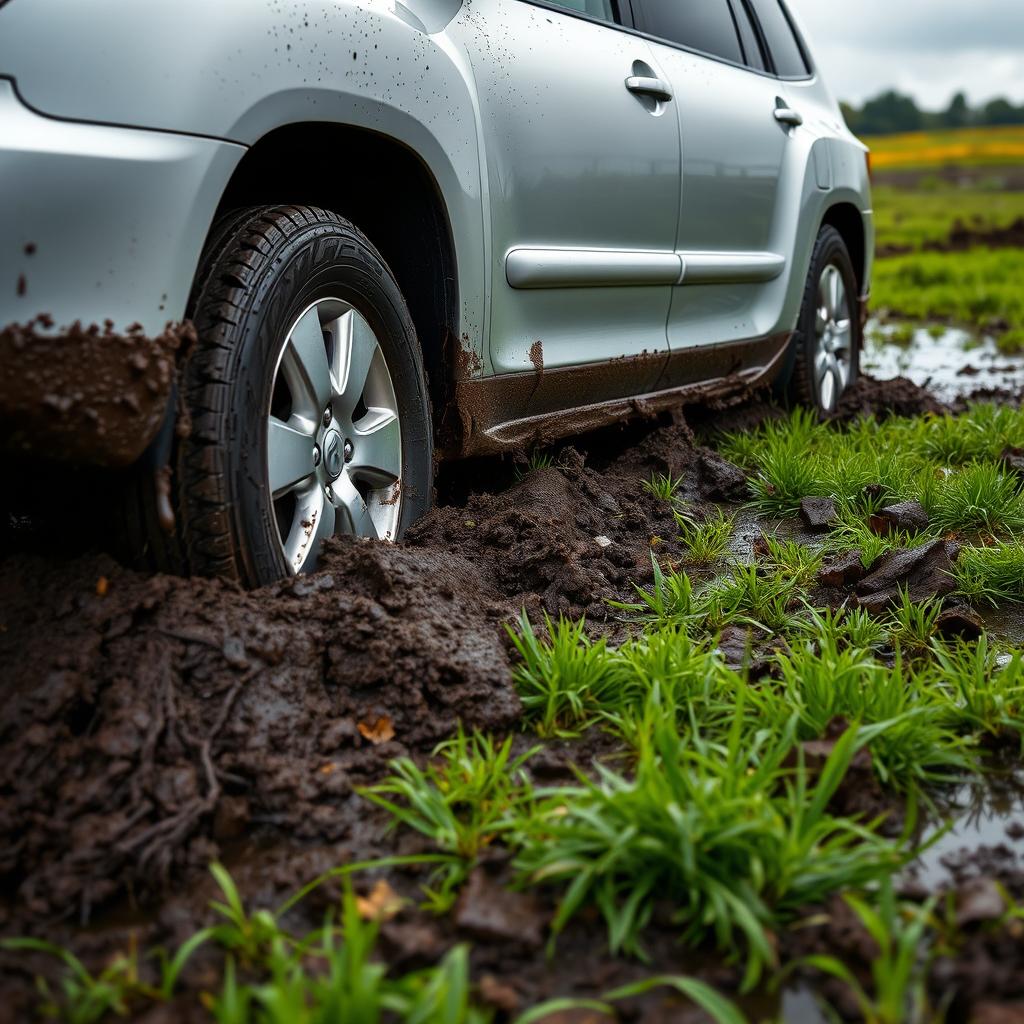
top-left (355, 879), bottom-right (404, 922)
top-left (358, 715), bottom-right (396, 745)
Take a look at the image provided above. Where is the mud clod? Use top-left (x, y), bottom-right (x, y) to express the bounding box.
top-left (870, 499), bottom-right (930, 536)
top-left (800, 496), bottom-right (839, 532)
top-left (855, 538), bottom-right (959, 613)
top-left (0, 319), bottom-right (192, 468)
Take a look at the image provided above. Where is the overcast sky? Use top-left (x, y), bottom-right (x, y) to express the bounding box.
top-left (787, 0), bottom-right (1024, 109)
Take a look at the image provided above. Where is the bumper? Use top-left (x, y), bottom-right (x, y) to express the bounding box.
top-left (0, 77), bottom-right (244, 334)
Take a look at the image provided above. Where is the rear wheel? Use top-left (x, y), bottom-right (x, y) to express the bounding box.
top-left (163, 205), bottom-right (433, 586)
top-left (786, 225), bottom-right (860, 414)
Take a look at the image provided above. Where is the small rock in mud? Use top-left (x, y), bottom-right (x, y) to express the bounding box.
top-left (936, 605), bottom-right (985, 641)
top-left (970, 1003), bottom-right (1024, 1024)
top-left (869, 499), bottom-right (930, 536)
top-left (454, 868), bottom-right (545, 948)
top-left (799, 496), bottom-right (838, 532)
top-left (717, 625), bottom-right (788, 677)
top-left (856, 539), bottom-right (958, 613)
top-left (1000, 447), bottom-right (1024, 478)
top-left (956, 877), bottom-right (1007, 928)
top-left (818, 549), bottom-right (867, 588)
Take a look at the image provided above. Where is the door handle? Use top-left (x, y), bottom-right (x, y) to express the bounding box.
top-left (774, 105), bottom-right (803, 127)
top-left (626, 75), bottom-right (673, 102)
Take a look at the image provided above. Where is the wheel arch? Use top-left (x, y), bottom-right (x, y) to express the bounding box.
top-left (197, 122), bottom-right (460, 434)
top-left (819, 202), bottom-right (867, 297)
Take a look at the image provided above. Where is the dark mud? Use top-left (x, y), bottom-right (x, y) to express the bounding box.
top-left (1, 385), bottom-right (1022, 1022)
top-left (832, 374), bottom-right (948, 422)
top-left (0, 319), bottom-right (191, 468)
top-left (876, 216), bottom-right (1024, 259)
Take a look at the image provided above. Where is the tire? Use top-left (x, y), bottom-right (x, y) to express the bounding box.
top-left (160, 205), bottom-right (433, 586)
top-left (783, 225), bottom-right (861, 414)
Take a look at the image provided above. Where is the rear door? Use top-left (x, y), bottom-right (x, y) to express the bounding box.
top-left (454, 0), bottom-right (681, 391)
top-left (632, 0), bottom-right (807, 354)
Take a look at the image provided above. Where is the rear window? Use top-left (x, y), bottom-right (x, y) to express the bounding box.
top-left (730, 0), bottom-right (767, 71)
top-left (638, 0), bottom-right (744, 65)
top-left (748, 0), bottom-right (809, 77)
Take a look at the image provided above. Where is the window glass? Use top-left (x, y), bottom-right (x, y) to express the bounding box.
top-left (730, 0), bottom-right (766, 70)
top-left (749, 0), bottom-right (809, 76)
top-left (639, 0), bottom-right (743, 64)
top-left (545, 0), bottom-right (617, 22)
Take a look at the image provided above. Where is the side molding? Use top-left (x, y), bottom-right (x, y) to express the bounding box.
top-left (505, 247), bottom-right (785, 289)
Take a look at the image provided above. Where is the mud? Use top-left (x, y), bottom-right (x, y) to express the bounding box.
top-left (0, 319), bottom-right (191, 468)
top-left (2, 382), bottom-right (1023, 1022)
top-left (409, 426), bottom-right (747, 622)
top-left (831, 374), bottom-right (947, 422)
top-left (0, 540), bottom-right (519, 926)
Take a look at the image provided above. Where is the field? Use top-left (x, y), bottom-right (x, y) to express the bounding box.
top-left (870, 126), bottom-right (1024, 354)
top-left (2, 130), bottom-right (1024, 1024)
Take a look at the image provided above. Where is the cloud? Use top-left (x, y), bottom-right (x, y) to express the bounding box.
top-left (787, 0), bottom-right (1024, 106)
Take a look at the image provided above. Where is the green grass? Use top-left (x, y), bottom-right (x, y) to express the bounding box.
top-left (720, 404), bottom-right (1024, 546)
top-left (516, 700), bottom-right (904, 991)
top-left (873, 184), bottom-right (1024, 251)
top-left (363, 728), bottom-right (536, 908)
top-left (674, 507), bottom-right (735, 564)
top-left (872, 248), bottom-right (1024, 336)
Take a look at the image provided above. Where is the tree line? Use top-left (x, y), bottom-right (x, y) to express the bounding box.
top-left (841, 90), bottom-right (1024, 136)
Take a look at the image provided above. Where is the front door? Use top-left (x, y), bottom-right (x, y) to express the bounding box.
top-left (453, 0), bottom-right (682, 391)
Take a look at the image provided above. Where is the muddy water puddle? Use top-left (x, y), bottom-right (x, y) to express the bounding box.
top-left (911, 771), bottom-right (1024, 890)
top-left (865, 320), bottom-right (1024, 401)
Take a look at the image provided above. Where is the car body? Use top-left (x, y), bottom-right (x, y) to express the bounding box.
top-left (0, 0), bottom-right (872, 580)
top-left (0, 0), bottom-right (872, 581)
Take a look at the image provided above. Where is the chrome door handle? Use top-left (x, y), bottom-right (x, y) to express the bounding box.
top-left (774, 106), bottom-right (803, 127)
top-left (626, 75), bottom-right (673, 102)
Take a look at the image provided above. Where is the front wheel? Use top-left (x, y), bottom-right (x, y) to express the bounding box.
top-left (786, 225), bottom-right (860, 415)
top-left (171, 205), bottom-right (433, 586)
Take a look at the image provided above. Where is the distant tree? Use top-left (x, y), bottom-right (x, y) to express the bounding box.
top-left (839, 101), bottom-right (861, 133)
top-left (842, 88), bottom-right (1024, 136)
top-left (982, 97), bottom-right (1024, 126)
top-left (857, 90), bottom-right (923, 135)
top-left (943, 91), bottom-right (970, 129)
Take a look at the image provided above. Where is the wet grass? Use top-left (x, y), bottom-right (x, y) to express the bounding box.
top-left (872, 248), bottom-right (1024, 337)
top-left (720, 404), bottom-right (1024, 546)
top-left (873, 183), bottom-right (1024, 251)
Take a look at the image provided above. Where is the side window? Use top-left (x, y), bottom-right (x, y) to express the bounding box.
top-left (748, 0), bottom-right (809, 77)
top-left (545, 0), bottom-right (618, 22)
top-left (637, 0), bottom-right (743, 65)
top-left (730, 0), bottom-right (766, 71)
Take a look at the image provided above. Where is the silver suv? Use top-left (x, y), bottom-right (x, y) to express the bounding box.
top-left (0, 0), bottom-right (872, 585)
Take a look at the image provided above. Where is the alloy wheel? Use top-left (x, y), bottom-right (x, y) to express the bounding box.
top-left (265, 297), bottom-right (402, 574)
top-left (814, 262), bottom-right (853, 413)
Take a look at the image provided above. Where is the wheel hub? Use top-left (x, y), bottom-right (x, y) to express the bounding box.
top-left (322, 428), bottom-right (345, 480)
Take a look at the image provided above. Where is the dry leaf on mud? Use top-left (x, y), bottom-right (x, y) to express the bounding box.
top-left (357, 715), bottom-right (395, 744)
top-left (95, 576), bottom-right (109, 596)
top-left (356, 879), bottom-right (404, 921)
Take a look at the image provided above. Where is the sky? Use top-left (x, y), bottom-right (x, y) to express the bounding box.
top-left (786, 0), bottom-right (1024, 109)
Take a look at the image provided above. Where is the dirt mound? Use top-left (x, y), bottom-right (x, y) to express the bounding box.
top-left (0, 540), bottom-right (518, 922)
top-left (831, 374), bottom-right (947, 423)
top-left (408, 425), bottom-right (748, 620)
